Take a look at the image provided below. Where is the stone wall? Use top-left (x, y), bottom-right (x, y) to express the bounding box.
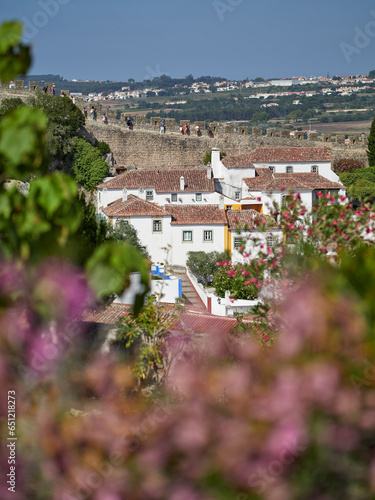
top-left (0, 86), bottom-right (369, 168)
top-left (84, 120), bottom-right (369, 170)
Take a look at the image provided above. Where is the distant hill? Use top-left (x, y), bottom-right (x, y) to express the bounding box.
top-left (18, 74), bottom-right (64, 83)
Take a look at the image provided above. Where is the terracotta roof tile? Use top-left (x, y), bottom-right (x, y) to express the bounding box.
top-left (102, 194), bottom-right (170, 217)
top-left (221, 155), bottom-right (255, 169)
top-left (83, 304), bottom-right (132, 324)
top-left (97, 169), bottom-right (214, 192)
top-left (248, 146), bottom-right (331, 163)
top-left (226, 209), bottom-right (278, 229)
top-left (83, 303), bottom-right (246, 335)
top-left (244, 171), bottom-right (343, 191)
top-left (222, 147), bottom-right (331, 169)
top-left (169, 205), bottom-right (227, 225)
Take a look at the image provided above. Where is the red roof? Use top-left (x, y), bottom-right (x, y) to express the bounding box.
top-left (244, 170), bottom-right (343, 191)
top-left (169, 205), bottom-right (227, 225)
top-left (102, 194), bottom-right (170, 217)
top-left (83, 303), bottom-right (248, 335)
top-left (226, 209), bottom-right (278, 229)
top-left (222, 147), bottom-right (331, 169)
top-left (248, 147), bottom-right (331, 163)
top-left (221, 154), bottom-right (255, 169)
top-left (97, 169), bottom-right (214, 192)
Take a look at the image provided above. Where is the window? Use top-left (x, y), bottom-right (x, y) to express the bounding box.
top-left (203, 230), bottom-right (212, 242)
top-left (195, 193), bottom-right (202, 202)
top-left (311, 165), bottom-right (318, 173)
top-left (146, 190), bottom-right (154, 201)
top-left (234, 191), bottom-right (241, 200)
top-left (171, 193), bottom-right (177, 202)
top-left (286, 166), bottom-right (293, 173)
top-left (281, 195), bottom-right (288, 207)
top-left (234, 237), bottom-right (243, 249)
top-left (226, 206), bottom-right (232, 210)
top-left (266, 235), bottom-right (277, 248)
top-left (269, 166), bottom-right (275, 173)
top-left (183, 230), bottom-right (192, 242)
top-left (153, 219), bottom-right (162, 232)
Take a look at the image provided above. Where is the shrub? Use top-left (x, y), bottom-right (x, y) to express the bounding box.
top-left (333, 158), bottom-right (365, 174)
top-left (212, 262), bottom-right (260, 300)
top-left (96, 140), bottom-right (110, 156)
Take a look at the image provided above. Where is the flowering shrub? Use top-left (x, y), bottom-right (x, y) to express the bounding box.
top-left (2, 23), bottom-right (375, 500)
top-left (333, 158), bottom-right (365, 173)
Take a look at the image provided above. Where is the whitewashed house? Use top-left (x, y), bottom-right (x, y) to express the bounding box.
top-left (96, 146), bottom-right (346, 266)
top-left (211, 146), bottom-right (345, 215)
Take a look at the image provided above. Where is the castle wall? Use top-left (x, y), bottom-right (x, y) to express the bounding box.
top-left (84, 121), bottom-right (369, 169)
top-left (0, 85), bottom-right (369, 169)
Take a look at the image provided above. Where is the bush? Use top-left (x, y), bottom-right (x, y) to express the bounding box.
top-left (333, 158), bottom-right (365, 174)
top-left (96, 140), bottom-right (110, 156)
top-left (72, 138), bottom-right (109, 190)
top-left (212, 262), bottom-right (259, 300)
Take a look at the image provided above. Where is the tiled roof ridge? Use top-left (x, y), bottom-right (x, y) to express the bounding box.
top-left (103, 194), bottom-right (171, 217)
top-left (97, 167), bottom-right (213, 190)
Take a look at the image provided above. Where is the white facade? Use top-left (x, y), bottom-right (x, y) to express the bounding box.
top-left (112, 214), bottom-right (172, 264)
top-left (169, 224), bottom-right (226, 267)
top-left (253, 161), bottom-right (340, 183)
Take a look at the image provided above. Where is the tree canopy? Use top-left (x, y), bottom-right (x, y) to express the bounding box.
top-left (72, 137), bottom-right (109, 190)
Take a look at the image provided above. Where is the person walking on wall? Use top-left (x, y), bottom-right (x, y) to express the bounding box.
top-left (160, 119), bottom-right (165, 134)
top-left (91, 106), bottom-right (96, 120)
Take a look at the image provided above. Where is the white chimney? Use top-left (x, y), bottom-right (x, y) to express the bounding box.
top-left (207, 162), bottom-right (212, 180)
top-left (101, 188), bottom-right (108, 208)
top-left (219, 195), bottom-right (224, 210)
top-left (122, 188), bottom-right (128, 202)
top-left (211, 148), bottom-right (220, 168)
top-left (180, 176), bottom-right (185, 191)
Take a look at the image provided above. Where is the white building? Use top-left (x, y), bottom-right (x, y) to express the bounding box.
top-left (96, 147), bottom-right (345, 265)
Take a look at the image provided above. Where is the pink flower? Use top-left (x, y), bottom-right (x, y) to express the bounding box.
top-left (227, 270), bottom-right (236, 277)
top-left (317, 191), bottom-right (323, 198)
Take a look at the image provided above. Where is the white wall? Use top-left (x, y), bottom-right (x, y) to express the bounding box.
top-left (113, 215), bottom-right (172, 264)
top-left (230, 229), bottom-right (284, 264)
top-left (114, 273), bottom-right (182, 305)
top-left (261, 190), bottom-right (313, 214)
top-left (169, 224), bottom-right (226, 267)
top-left (253, 161), bottom-right (340, 183)
top-left (97, 187), bottom-right (219, 209)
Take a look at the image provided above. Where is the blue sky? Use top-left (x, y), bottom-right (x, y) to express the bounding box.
top-left (1, 0), bottom-right (375, 81)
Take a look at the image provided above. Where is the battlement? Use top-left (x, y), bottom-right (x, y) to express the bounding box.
top-left (0, 84), bottom-right (368, 161)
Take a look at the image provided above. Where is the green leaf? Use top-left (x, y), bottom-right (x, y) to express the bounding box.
top-left (0, 22), bottom-right (31, 82)
top-left (0, 106), bottom-right (47, 180)
top-left (86, 242), bottom-right (150, 313)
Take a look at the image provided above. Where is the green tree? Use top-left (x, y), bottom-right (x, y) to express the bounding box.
top-left (367, 115), bottom-right (375, 167)
top-left (112, 220), bottom-right (150, 259)
top-left (28, 91), bottom-right (85, 171)
top-left (251, 111), bottom-right (269, 124)
top-left (186, 250), bottom-right (228, 286)
top-left (0, 97), bottom-right (24, 119)
top-left (368, 69), bottom-right (375, 79)
top-left (288, 109), bottom-right (303, 122)
top-left (96, 140), bottom-right (110, 156)
top-left (72, 137), bottom-right (109, 190)
top-left (340, 167), bottom-right (375, 202)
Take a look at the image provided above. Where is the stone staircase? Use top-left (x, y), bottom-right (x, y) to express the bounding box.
top-left (169, 267), bottom-right (206, 313)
